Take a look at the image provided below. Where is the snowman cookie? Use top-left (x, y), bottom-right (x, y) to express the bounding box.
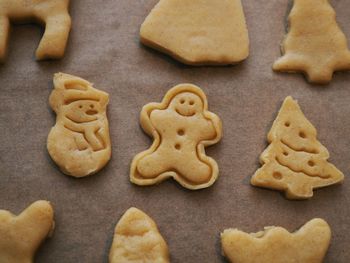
top-left (130, 84), bottom-right (222, 190)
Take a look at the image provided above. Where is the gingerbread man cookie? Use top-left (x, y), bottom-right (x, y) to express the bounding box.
top-left (251, 96), bottom-right (344, 199)
top-left (0, 0), bottom-right (71, 61)
top-left (0, 200), bottom-right (55, 263)
top-left (109, 207), bottom-right (170, 263)
top-left (140, 0), bottom-right (249, 65)
top-left (130, 84), bottom-right (222, 190)
top-left (221, 218), bottom-right (331, 263)
top-left (273, 0), bottom-right (350, 84)
top-left (48, 73), bottom-right (111, 177)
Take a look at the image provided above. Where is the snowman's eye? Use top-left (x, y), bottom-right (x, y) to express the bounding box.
top-left (189, 100), bottom-right (194, 105)
top-left (79, 105), bottom-right (83, 109)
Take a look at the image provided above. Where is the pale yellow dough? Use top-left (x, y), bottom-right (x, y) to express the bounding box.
top-left (109, 207), bottom-right (170, 263)
top-left (0, 0), bottom-right (71, 61)
top-left (130, 84), bottom-right (222, 190)
top-left (221, 218), bottom-right (331, 263)
top-left (251, 96), bottom-right (344, 199)
top-left (273, 0), bottom-right (350, 84)
top-left (0, 200), bottom-right (55, 263)
top-left (140, 0), bottom-right (249, 65)
top-left (47, 73), bottom-right (111, 177)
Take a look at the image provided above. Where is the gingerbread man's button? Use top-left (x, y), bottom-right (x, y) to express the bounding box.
top-left (130, 84), bottom-right (222, 190)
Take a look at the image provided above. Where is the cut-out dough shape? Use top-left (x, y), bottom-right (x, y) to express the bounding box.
top-left (48, 72), bottom-right (111, 177)
top-left (221, 218), bottom-right (331, 263)
top-left (251, 96), bottom-right (344, 199)
top-left (130, 84), bottom-right (222, 190)
top-left (109, 207), bottom-right (170, 263)
top-left (0, 200), bottom-right (55, 263)
top-left (0, 0), bottom-right (71, 61)
top-left (273, 0), bottom-right (350, 84)
top-left (140, 0), bottom-right (249, 65)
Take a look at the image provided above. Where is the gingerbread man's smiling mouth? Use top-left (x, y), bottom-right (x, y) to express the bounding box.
top-left (175, 108), bottom-right (196, 117)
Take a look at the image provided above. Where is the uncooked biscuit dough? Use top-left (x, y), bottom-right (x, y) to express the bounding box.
top-left (273, 0), bottom-right (350, 84)
top-left (221, 218), bottom-right (331, 263)
top-left (0, 0), bottom-right (71, 61)
top-left (109, 207), bottom-right (170, 263)
top-left (0, 200), bottom-right (55, 263)
top-left (130, 84), bottom-right (222, 190)
top-left (140, 0), bottom-right (249, 65)
top-left (251, 96), bottom-right (344, 199)
top-left (48, 73), bottom-right (111, 177)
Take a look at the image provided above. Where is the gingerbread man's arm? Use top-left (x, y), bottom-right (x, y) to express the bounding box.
top-left (201, 111), bottom-right (222, 146)
top-left (0, 16), bottom-right (9, 62)
top-left (140, 103), bottom-right (163, 137)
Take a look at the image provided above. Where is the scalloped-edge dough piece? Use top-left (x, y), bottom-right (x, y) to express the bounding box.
top-left (0, 200), bottom-right (55, 263)
top-left (0, 0), bottom-right (71, 61)
top-left (47, 73), bottom-right (111, 177)
top-left (251, 96), bottom-right (344, 199)
top-left (221, 218), bottom-right (331, 263)
top-left (273, 0), bottom-right (350, 84)
top-left (140, 0), bottom-right (249, 65)
top-left (109, 207), bottom-right (170, 263)
top-left (130, 84), bottom-right (222, 190)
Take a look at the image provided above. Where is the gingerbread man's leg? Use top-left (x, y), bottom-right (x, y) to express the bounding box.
top-left (136, 151), bottom-right (170, 178)
top-left (176, 154), bottom-right (212, 184)
top-left (0, 16), bottom-right (10, 62)
top-left (36, 13), bottom-right (71, 60)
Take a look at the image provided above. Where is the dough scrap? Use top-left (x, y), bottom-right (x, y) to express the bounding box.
top-left (140, 0), bottom-right (249, 65)
top-left (221, 218), bottom-right (331, 263)
top-left (109, 207), bottom-right (170, 263)
top-left (0, 0), bottom-right (71, 61)
top-left (273, 0), bottom-right (350, 84)
top-left (47, 73), bottom-right (111, 177)
top-left (0, 200), bottom-right (55, 263)
top-left (251, 96), bottom-right (344, 199)
top-left (130, 84), bottom-right (222, 190)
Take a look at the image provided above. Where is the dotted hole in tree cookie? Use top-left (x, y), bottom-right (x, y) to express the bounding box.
top-left (273, 172), bottom-right (283, 180)
top-left (177, 129), bottom-right (185, 136)
top-left (299, 131), bottom-right (307, 138)
top-left (308, 160), bottom-right (315, 167)
top-left (285, 121), bottom-right (290, 127)
top-left (283, 151), bottom-right (289, 156)
top-left (175, 143), bottom-right (181, 150)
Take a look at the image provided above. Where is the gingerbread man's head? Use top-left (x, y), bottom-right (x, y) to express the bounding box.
top-left (169, 92), bottom-right (204, 117)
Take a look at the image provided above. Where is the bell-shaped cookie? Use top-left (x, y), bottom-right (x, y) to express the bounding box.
top-left (47, 73), bottom-right (111, 177)
top-left (221, 218), bottom-right (331, 263)
top-left (0, 200), bottom-right (55, 263)
top-left (109, 207), bottom-right (170, 263)
top-left (140, 0), bottom-right (249, 65)
top-left (251, 96), bottom-right (344, 199)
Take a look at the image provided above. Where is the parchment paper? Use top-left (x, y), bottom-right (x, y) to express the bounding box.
top-left (0, 0), bottom-right (349, 262)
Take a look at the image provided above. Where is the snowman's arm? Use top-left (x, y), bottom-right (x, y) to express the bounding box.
top-left (63, 117), bottom-right (86, 133)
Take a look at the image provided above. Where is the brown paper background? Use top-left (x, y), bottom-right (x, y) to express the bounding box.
top-left (0, 0), bottom-right (349, 262)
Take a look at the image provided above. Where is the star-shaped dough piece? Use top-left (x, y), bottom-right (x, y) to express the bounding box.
top-left (273, 0), bottom-right (350, 84)
top-left (221, 218), bottom-right (331, 263)
top-left (0, 200), bottom-right (55, 263)
top-left (251, 96), bottom-right (344, 199)
top-left (109, 207), bottom-right (170, 263)
top-left (140, 0), bottom-right (249, 65)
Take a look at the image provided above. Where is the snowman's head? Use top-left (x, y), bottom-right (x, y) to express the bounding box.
top-left (169, 92), bottom-right (204, 117)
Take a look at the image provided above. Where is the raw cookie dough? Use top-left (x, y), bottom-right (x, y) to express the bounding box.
top-left (251, 96), bottom-right (344, 199)
top-left (109, 207), bottom-right (170, 263)
top-left (140, 0), bottom-right (249, 65)
top-left (130, 84), bottom-right (222, 190)
top-left (221, 218), bottom-right (331, 263)
top-left (0, 200), bottom-right (55, 263)
top-left (0, 0), bottom-right (71, 61)
top-left (48, 73), bottom-right (111, 177)
top-left (273, 0), bottom-right (350, 84)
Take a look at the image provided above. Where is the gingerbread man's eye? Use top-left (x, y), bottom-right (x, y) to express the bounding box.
top-left (79, 105), bottom-right (83, 109)
top-left (180, 99), bottom-right (185, 104)
top-left (90, 104), bottom-right (94, 108)
top-left (189, 100), bottom-right (194, 105)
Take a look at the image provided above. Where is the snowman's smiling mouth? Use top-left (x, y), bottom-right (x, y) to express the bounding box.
top-left (175, 108), bottom-right (196, 117)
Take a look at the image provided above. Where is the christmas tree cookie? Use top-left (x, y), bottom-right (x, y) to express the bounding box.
top-left (273, 0), bottom-right (350, 84)
top-left (251, 96), bottom-right (344, 199)
top-left (140, 0), bottom-right (249, 65)
top-left (109, 208), bottom-right (169, 263)
top-left (221, 218), bottom-right (331, 263)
